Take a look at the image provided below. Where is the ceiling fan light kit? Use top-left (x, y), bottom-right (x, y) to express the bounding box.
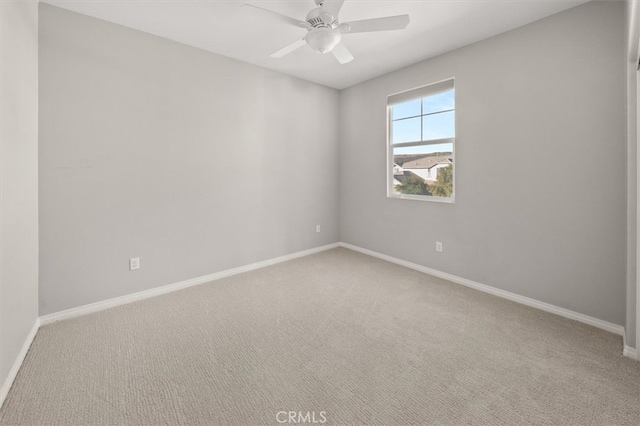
top-left (305, 28), bottom-right (341, 54)
top-left (243, 0), bottom-right (410, 64)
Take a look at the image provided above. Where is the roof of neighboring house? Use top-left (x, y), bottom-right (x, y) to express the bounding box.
top-left (401, 154), bottom-right (453, 170)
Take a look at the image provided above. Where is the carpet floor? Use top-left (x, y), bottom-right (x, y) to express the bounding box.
top-left (1, 248), bottom-right (639, 425)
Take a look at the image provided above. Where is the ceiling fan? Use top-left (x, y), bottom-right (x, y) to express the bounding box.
top-left (242, 0), bottom-right (410, 64)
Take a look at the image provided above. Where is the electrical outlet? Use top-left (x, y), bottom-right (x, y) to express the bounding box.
top-left (129, 257), bottom-right (140, 271)
top-left (316, 225), bottom-right (321, 233)
top-left (436, 242), bottom-right (443, 252)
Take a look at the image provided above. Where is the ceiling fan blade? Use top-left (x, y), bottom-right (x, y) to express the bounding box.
top-left (271, 38), bottom-right (307, 58)
top-left (340, 15), bottom-right (410, 34)
top-left (321, 0), bottom-right (345, 18)
top-left (242, 4), bottom-right (311, 29)
top-left (331, 43), bottom-right (354, 64)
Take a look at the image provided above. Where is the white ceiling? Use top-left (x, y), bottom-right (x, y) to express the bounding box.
top-left (43, 0), bottom-right (590, 90)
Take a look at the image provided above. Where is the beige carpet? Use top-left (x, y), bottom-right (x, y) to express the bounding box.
top-left (1, 248), bottom-right (639, 425)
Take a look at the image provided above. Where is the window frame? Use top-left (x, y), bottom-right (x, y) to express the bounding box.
top-left (386, 78), bottom-right (456, 203)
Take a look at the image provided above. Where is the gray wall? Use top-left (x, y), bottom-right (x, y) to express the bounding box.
top-left (340, 1), bottom-right (627, 326)
top-left (625, 0), bottom-right (637, 350)
top-left (0, 0), bottom-right (39, 391)
top-left (39, 4), bottom-right (340, 315)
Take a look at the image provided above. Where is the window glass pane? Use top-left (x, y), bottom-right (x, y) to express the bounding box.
top-left (423, 90), bottom-right (455, 115)
top-left (392, 117), bottom-right (421, 143)
top-left (392, 99), bottom-right (421, 120)
top-left (422, 111), bottom-right (455, 141)
top-left (392, 145), bottom-right (453, 198)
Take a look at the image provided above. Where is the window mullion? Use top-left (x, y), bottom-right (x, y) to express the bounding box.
top-left (420, 97), bottom-right (423, 142)
top-left (392, 114), bottom-right (423, 122)
top-left (422, 108), bottom-right (455, 117)
top-left (392, 137), bottom-right (455, 148)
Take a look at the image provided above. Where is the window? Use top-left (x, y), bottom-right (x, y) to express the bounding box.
top-left (387, 79), bottom-right (455, 202)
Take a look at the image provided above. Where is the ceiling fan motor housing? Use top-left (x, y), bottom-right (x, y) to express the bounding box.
top-left (306, 7), bottom-right (338, 28)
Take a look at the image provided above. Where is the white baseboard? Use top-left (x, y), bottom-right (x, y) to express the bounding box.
top-left (29, 241), bottom-right (640, 365)
top-left (339, 242), bottom-right (626, 338)
top-left (622, 339), bottom-right (640, 361)
top-left (1, 318), bottom-right (40, 408)
top-left (40, 243), bottom-right (340, 326)
top-left (622, 330), bottom-right (638, 361)
top-left (623, 345), bottom-right (638, 360)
